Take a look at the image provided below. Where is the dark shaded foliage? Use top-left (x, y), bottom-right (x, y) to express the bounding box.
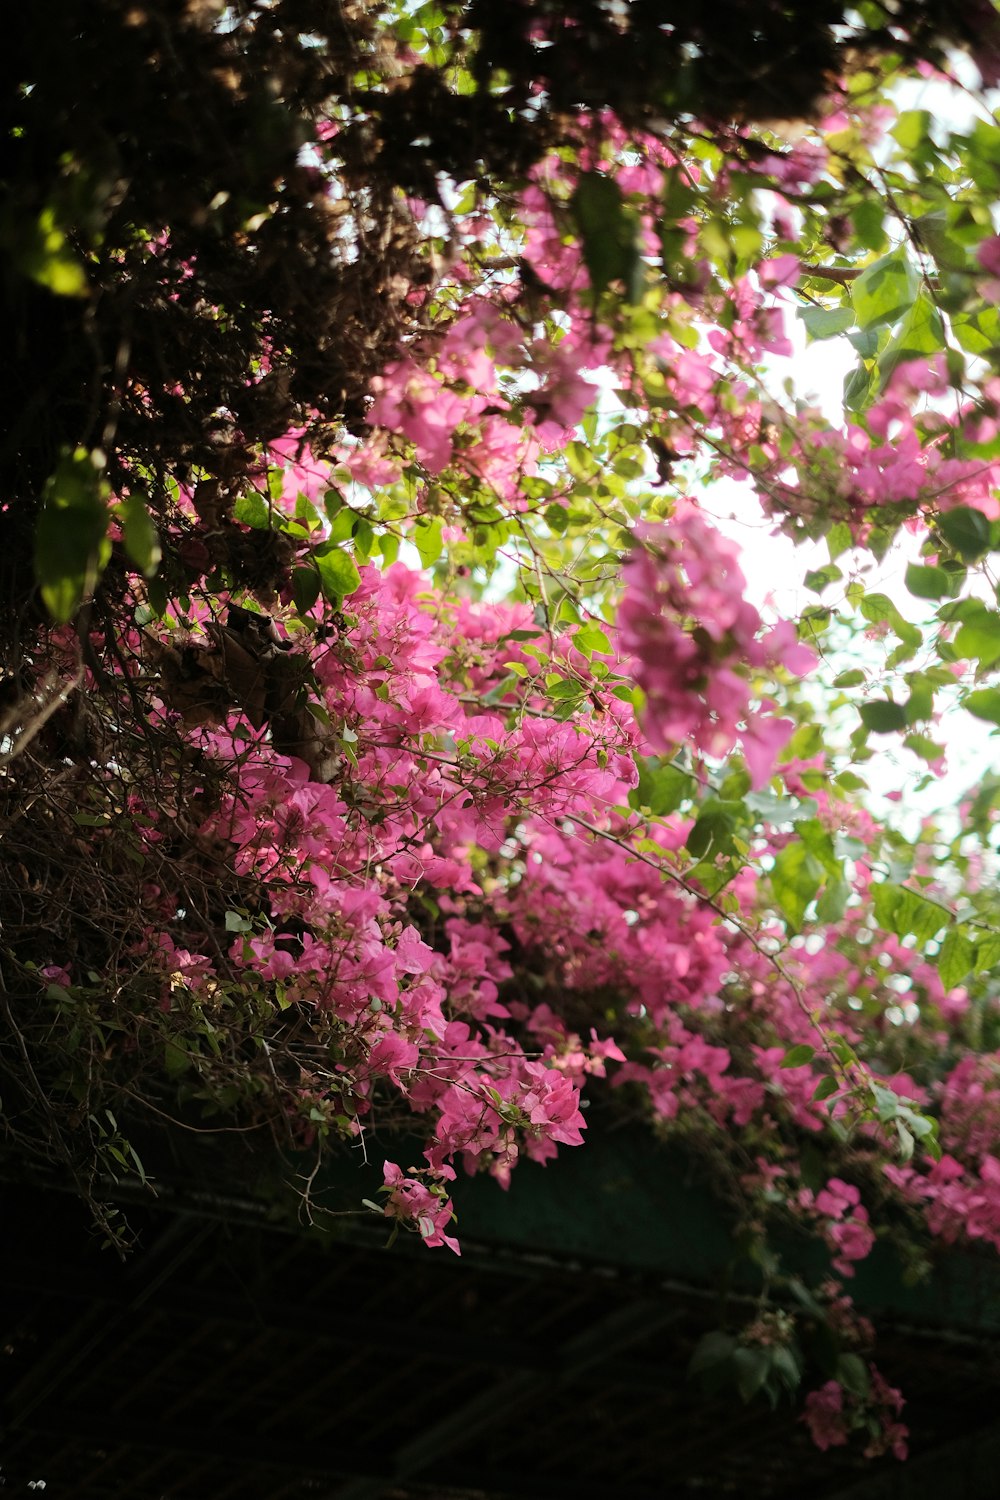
top-left (1, 0), bottom-right (999, 1241)
top-left (2, 0), bottom-right (996, 617)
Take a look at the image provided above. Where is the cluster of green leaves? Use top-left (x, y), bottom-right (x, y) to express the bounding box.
top-left (797, 104), bottom-right (1000, 410)
top-left (688, 1282), bottom-right (872, 1415)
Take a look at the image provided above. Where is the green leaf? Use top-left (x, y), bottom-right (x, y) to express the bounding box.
top-left (964, 688), bottom-right (1000, 725)
top-left (937, 929), bottom-right (975, 991)
top-left (904, 674), bottom-right (934, 724)
top-left (574, 621), bottom-right (613, 657)
top-left (828, 1034), bottom-right (858, 1068)
top-left (896, 1120), bottom-right (915, 1161)
top-left (858, 590), bottom-right (921, 646)
top-left (770, 840), bottom-right (824, 930)
top-left (790, 724), bottom-right (824, 760)
top-left (938, 506), bottom-right (992, 562)
top-left (325, 507), bottom-right (357, 544)
top-left (781, 1044), bottom-right (815, 1070)
top-left (859, 700), bottom-right (907, 733)
top-left (686, 801), bottom-right (740, 859)
top-left (314, 545), bottom-right (361, 601)
top-left (120, 494), bottom-right (161, 577)
top-left (733, 1346), bottom-right (772, 1404)
top-left (352, 517), bottom-right (374, 560)
top-left (164, 1040), bottom-right (192, 1078)
top-left (414, 515), bottom-right (444, 568)
top-left (771, 1345), bottom-right (802, 1393)
top-left (545, 502), bottom-right (569, 534)
top-left (837, 1353), bottom-right (870, 1400)
top-left (570, 172), bottom-right (640, 299)
top-left (798, 817), bottom-right (837, 871)
top-left (631, 761), bottom-right (695, 816)
top-left (689, 1330), bottom-right (737, 1380)
top-left (744, 791), bottom-right (818, 824)
top-left (546, 676), bottom-right (584, 703)
top-left (851, 247), bottom-right (919, 330)
top-left (813, 1075), bottom-right (840, 1102)
top-left (900, 889), bottom-right (946, 945)
top-left (827, 521), bottom-right (853, 560)
top-left (34, 447), bottom-right (111, 622)
top-left (872, 883), bottom-right (945, 945)
top-left (904, 732), bottom-right (946, 763)
top-left (14, 206), bottom-right (89, 298)
top-left (904, 563), bottom-right (951, 600)
top-left (954, 606), bottom-right (1000, 669)
top-left (892, 109), bottom-right (931, 151)
top-left (662, 165), bottom-right (696, 222)
top-left (852, 197), bottom-right (887, 252)
top-left (816, 877), bottom-right (850, 924)
top-left (953, 305), bottom-right (1000, 356)
top-left (800, 305), bottom-right (855, 340)
top-left (875, 1083), bottom-right (901, 1126)
top-left (848, 323), bottom-right (883, 360)
top-left (975, 934), bottom-right (1000, 974)
top-left (804, 564), bottom-right (841, 594)
top-left (234, 492), bottom-right (270, 529)
top-left (843, 361), bottom-right (874, 413)
top-left (878, 293), bottom-right (945, 387)
top-left (291, 565), bottom-right (322, 615)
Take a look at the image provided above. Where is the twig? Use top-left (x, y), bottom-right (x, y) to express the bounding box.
top-left (560, 811), bottom-right (869, 1095)
top-left (0, 671), bottom-right (83, 769)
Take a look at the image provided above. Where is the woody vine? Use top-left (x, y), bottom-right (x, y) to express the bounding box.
top-left (6, 0), bottom-right (1000, 1463)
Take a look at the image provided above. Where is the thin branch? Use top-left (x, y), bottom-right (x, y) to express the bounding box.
top-left (0, 671), bottom-right (83, 769)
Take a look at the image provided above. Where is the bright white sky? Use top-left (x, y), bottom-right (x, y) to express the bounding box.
top-left (706, 279), bottom-right (999, 835)
top-left (483, 62), bottom-right (1000, 835)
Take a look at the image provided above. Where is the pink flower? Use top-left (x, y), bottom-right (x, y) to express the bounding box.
top-left (618, 506), bottom-right (809, 780)
top-left (815, 1178), bottom-right (861, 1219)
top-left (759, 254), bottom-right (800, 290)
top-left (803, 1382), bottom-right (849, 1450)
top-left (741, 712), bottom-right (794, 791)
top-left (978, 236), bottom-right (1000, 279)
top-left (367, 1033), bottom-right (419, 1087)
top-left (368, 361), bottom-right (484, 474)
top-left (829, 1214), bottom-right (876, 1274)
top-left (381, 1162), bottom-right (460, 1254)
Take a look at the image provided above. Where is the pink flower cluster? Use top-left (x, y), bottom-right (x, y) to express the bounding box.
top-left (381, 1162), bottom-right (461, 1254)
top-left (74, 96), bottom-right (1000, 1469)
top-left (618, 504), bottom-right (815, 786)
top-left (803, 1370), bottom-right (907, 1460)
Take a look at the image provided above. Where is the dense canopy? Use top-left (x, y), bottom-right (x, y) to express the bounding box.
top-left (7, 0), bottom-right (1000, 1463)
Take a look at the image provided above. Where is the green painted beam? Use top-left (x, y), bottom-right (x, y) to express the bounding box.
top-left (101, 1112), bottom-right (1000, 1342)
top-left (446, 1125), bottom-right (1000, 1341)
